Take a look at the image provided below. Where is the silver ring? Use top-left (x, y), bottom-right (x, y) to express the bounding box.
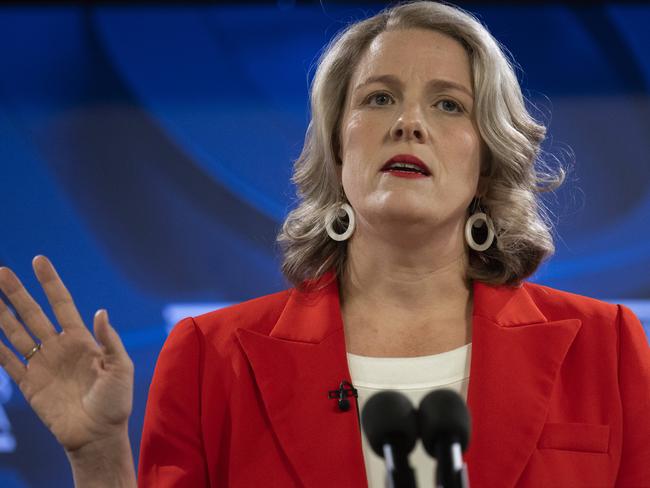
top-left (24, 343), bottom-right (42, 361)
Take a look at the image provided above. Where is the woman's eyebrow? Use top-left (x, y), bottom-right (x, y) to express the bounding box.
top-left (354, 74), bottom-right (474, 99)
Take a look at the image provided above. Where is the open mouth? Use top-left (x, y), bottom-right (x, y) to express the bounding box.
top-left (381, 162), bottom-right (430, 176)
top-left (380, 155), bottom-right (431, 176)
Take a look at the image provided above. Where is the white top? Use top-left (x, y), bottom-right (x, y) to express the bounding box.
top-left (347, 343), bottom-right (472, 488)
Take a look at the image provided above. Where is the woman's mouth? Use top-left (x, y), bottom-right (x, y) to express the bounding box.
top-left (380, 154), bottom-right (432, 177)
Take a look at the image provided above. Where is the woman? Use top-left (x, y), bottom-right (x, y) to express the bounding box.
top-left (0, 1), bottom-right (648, 487)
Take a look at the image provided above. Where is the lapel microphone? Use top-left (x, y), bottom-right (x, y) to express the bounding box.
top-left (328, 380), bottom-right (358, 411)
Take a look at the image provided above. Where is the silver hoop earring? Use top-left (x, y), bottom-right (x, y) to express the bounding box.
top-left (325, 203), bottom-right (355, 242)
top-left (465, 212), bottom-right (495, 251)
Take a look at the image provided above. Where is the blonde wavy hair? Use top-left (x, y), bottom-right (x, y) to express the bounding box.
top-left (277, 0), bottom-right (564, 288)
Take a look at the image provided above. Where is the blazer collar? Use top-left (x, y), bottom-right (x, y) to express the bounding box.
top-left (266, 274), bottom-right (550, 342)
top-left (237, 272), bottom-right (582, 487)
top-left (265, 271), bottom-right (343, 343)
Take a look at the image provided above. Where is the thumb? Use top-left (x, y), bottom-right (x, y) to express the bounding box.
top-left (93, 309), bottom-right (130, 363)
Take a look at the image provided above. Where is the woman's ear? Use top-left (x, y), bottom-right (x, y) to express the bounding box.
top-left (333, 130), bottom-right (343, 166)
top-left (332, 134), bottom-right (344, 182)
top-left (476, 175), bottom-right (489, 198)
top-left (480, 145), bottom-right (492, 176)
top-left (476, 150), bottom-right (492, 197)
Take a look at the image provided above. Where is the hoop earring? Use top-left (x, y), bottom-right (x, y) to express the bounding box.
top-left (325, 203), bottom-right (355, 242)
top-left (465, 212), bottom-right (495, 251)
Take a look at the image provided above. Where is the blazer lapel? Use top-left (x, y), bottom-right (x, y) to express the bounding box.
top-left (236, 273), bottom-right (367, 487)
top-left (466, 282), bottom-right (582, 487)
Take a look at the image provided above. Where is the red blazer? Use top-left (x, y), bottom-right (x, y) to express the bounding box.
top-left (138, 273), bottom-right (650, 487)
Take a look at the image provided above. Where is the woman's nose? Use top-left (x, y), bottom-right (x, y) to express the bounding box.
top-left (390, 109), bottom-right (427, 143)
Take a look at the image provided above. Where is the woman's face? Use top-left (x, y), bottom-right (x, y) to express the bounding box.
top-left (338, 28), bottom-right (484, 237)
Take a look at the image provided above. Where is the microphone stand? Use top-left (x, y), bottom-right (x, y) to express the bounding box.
top-left (434, 440), bottom-right (469, 488)
top-left (382, 443), bottom-right (417, 488)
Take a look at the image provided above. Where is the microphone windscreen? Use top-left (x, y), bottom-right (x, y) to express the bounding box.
top-left (361, 391), bottom-right (418, 458)
top-left (418, 389), bottom-right (471, 457)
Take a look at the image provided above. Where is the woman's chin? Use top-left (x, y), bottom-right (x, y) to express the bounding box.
top-left (366, 198), bottom-right (437, 222)
top-left (363, 207), bottom-right (441, 233)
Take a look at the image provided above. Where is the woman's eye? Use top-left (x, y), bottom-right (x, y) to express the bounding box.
top-left (365, 92), bottom-right (394, 106)
top-left (436, 99), bottom-right (463, 114)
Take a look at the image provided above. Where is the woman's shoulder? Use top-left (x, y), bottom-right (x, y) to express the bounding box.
top-left (161, 287), bottom-right (295, 363)
top-left (521, 281), bottom-right (622, 325)
top-left (191, 287), bottom-right (293, 337)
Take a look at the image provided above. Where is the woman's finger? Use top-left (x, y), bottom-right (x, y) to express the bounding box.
top-left (0, 296), bottom-right (41, 357)
top-left (0, 266), bottom-right (57, 343)
top-left (0, 339), bottom-right (26, 384)
top-left (32, 256), bottom-right (85, 332)
top-left (93, 310), bottom-right (130, 365)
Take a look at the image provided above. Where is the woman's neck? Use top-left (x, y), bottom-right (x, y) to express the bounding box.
top-left (338, 226), bottom-right (473, 356)
top-left (340, 224), bottom-right (471, 314)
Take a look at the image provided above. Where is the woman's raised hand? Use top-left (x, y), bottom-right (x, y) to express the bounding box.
top-left (0, 255), bottom-right (134, 453)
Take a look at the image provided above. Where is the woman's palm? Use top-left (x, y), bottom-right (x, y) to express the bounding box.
top-left (0, 256), bottom-right (133, 452)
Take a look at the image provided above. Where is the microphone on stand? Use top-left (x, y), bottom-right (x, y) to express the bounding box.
top-left (361, 391), bottom-right (419, 488)
top-left (418, 389), bottom-right (471, 488)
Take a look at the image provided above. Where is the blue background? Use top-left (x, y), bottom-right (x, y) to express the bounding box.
top-left (0, 2), bottom-right (649, 486)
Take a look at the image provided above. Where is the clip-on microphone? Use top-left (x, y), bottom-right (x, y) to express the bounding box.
top-left (328, 380), bottom-right (358, 412)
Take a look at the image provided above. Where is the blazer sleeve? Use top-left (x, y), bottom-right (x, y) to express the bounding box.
top-left (138, 317), bottom-right (209, 487)
top-left (615, 305), bottom-right (650, 487)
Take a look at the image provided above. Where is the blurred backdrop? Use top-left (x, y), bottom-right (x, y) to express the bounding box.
top-left (0, 1), bottom-right (649, 486)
